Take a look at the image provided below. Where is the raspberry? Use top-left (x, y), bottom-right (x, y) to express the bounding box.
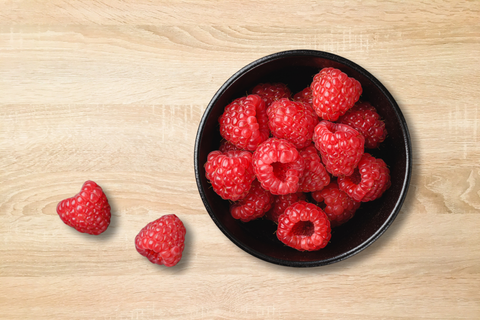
top-left (311, 67), bottom-right (362, 121)
top-left (219, 94), bottom-right (270, 151)
top-left (135, 214), bottom-right (186, 267)
top-left (251, 83), bottom-right (291, 107)
top-left (219, 139), bottom-right (242, 153)
top-left (313, 120), bottom-right (365, 177)
top-left (338, 153), bottom-right (391, 202)
top-left (339, 101), bottom-right (387, 149)
top-left (56, 180), bottom-right (111, 235)
top-left (253, 138), bottom-right (305, 195)
top-left (293, 87), bottom-right (313, 107)
top-left (266, 192), bottom-right (307, 223)
top-left (298, 144), bottom-right (331, 192)
top-left (267, 98), bottom-right (318, 149)
top-left (204, 150), bottom-right (255, 201)
top-left (312, 180), bottom-right (360, 227)
top-left (230, 180), bottom-right (274, 222)
top-left (276, 201), bottom-right (331, 251)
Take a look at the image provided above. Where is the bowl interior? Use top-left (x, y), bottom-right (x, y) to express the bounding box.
top-left (195, 50), bottom-right (411, 267)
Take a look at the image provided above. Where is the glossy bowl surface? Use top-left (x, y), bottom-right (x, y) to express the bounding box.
top-left (194, 50), bottom-right (411, 267)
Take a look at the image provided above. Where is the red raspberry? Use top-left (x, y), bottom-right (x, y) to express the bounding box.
top-left (311, 67), bottom-right (362, 121)
top-left (251, 83), bottom-right (291, 107)
top-left (293, 87), bottom-right (313, 107)
top-left (276, 201), bottom-right (331, 251)
top-left (230, 180), bottom-right (274, 222)
top-left (219, 94), bottom-right (270, 151)
top-left (204, 150), bottom-right (255, 201)
top-left (267, 98), bottom-right (318, 149)
top-left (312, 180), bottom-right (360, 227)
top-left (266, 192), bottom-right (307, 223)
top-left (56, 180), bottom-right (111, 235)
top-left (313, 120), bottom-right (365, 177)
top-left (339, 101), bottom-right (387, 149)
top-left (219, 139), bottom-right (242, 153)
top-left (253, 138), bottom-right (305, 195)
top-left (298, 144), bottom-right (330, 192)
top-left (135, 214), bottom-right (186, 267)
top-left (338, 153), bottom-right (391, 202)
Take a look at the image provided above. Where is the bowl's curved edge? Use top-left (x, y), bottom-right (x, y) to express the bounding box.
top-left (194, 49), bottom-right (413, 268)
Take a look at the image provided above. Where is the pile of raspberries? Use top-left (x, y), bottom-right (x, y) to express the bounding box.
top-left (204, 67), bottom-right (391, 252)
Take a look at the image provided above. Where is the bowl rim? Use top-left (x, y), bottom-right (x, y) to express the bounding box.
top-left (194, 49), bottom-right (412, 267)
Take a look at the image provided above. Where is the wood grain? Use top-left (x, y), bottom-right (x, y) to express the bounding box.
top-left (1, 1), bottom-right (480, 319)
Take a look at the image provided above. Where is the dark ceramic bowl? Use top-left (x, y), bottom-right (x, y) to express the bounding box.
top-left (194, 50), bottom-right (411, 267)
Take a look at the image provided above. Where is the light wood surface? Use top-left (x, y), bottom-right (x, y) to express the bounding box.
top-left (1, 1), bottom-right (479, 319)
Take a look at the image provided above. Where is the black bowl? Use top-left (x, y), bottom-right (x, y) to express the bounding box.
top-left (194, 50), bottom-right (412, 267)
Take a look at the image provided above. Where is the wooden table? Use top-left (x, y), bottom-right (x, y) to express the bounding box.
top-left (1, 1), bottom-right (479, 319)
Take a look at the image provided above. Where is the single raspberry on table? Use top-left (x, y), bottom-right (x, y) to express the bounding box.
top-left (293, 87), bottom-right (314, 107)
top-left (338, 153), bottom-right (391, 202)
top-left (311, 67), bottom-right (362, 121)
top-left (267, 98), bottom-right (319, 149)
top-left (56, 180), bottom-right (111, 235)
top-left (219, 94), bottom-right (270, 151)
top-left (313, 120), bottom-right (365, 177)
top-left (265, 192), bottom-right (307, 223)
top-left (298, 144), bottom-right (330, 192)
top-left (312, 180), bottom-right (361, 227)
top-left (251, 83), bottom-right (291, 108)
top-left (135, 214), bottom-right (186, 267)
top-left (276, 201), bottom-right (331, 251)
top-left (339, 101), bottom-right (387, 149)
top-left (230, 180), bottom-right (274, 222)
top-left (253, 138), bottom-right (305, 195)
top-left (204, 150), bottom-right (255, 201)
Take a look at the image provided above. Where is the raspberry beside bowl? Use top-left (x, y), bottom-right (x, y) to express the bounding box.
top-left (194, 50), bottom-right (412, 267)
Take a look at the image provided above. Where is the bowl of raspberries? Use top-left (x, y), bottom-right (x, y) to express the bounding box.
top-left (194, 50), bottom-right (412, 267)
